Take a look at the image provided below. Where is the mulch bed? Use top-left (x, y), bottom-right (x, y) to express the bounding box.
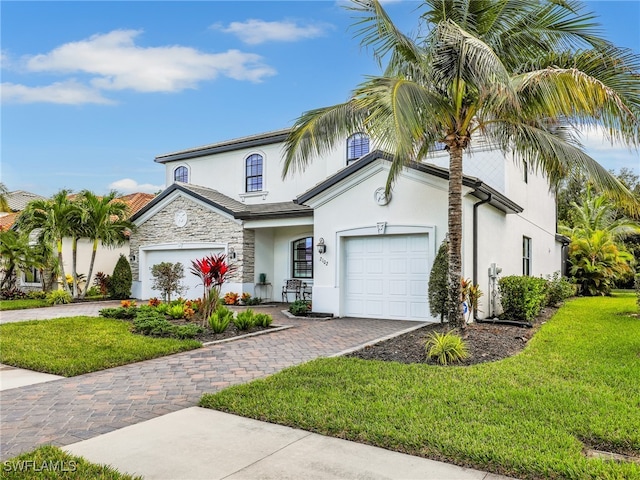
top-left (168, 318), bottom-right (272, 344)
top-left (347, 307), bottom-right (558, 366)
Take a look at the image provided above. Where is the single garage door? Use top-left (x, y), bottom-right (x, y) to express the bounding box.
top-left (142, 247), bottom-right (223, 300)
top-left (344, 234), bottom-right (430, 321)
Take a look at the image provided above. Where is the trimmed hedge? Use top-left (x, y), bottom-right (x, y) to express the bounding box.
top-left (498, 275), bottom-right (548, 322)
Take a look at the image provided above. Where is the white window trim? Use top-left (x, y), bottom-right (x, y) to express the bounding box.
top-left (173, 164), bottom-right (191, 184)
top-left (240, 150), bottom-right (268, 198)
top-left (523, 236), bottom-right (532, 276)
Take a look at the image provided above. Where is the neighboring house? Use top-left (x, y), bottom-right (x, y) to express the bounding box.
top-left (130, 129), bottom-right (566, 321)
top-left (6, 191), bottom-right (154, 292)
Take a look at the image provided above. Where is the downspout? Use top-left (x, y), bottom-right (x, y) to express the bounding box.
top-left (472, 191), bottom-right (491, 319)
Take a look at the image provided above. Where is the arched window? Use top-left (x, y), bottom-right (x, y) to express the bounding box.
top-left (174, 166), bottom-right (188, 183)
top-left (347, 133), bottom-right (370, 164)
top-left (245, 154), bottom-right (263, 192)
top-left (292, 237), bottom-right (313, 278)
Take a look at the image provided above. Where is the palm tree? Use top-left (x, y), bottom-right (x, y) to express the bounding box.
top-left (0, 230), bottom-right (36, 290)
top-left (0, 183), bottom-right (10, 213)
top-left (77, 190), bottom-right (134, 299)
top-left (282, 0), bottom-right (639, 327)
top-left (17, 190), bottom-right (78, 294)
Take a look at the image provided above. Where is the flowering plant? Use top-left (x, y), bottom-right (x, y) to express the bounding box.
top-left (190, 253), bottom-right (237, 325)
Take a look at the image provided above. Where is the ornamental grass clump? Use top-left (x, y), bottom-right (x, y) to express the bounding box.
top-left (234, 309), bottom-right (256, 330)
top-left (425, 330), bottom-right (469, 365)
top-left (254, 313), bottom-right (273, 327)
top-left (209, 305), bottom-right (233, 333)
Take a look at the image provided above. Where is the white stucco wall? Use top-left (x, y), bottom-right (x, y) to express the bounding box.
top-left (61, 238), bottom-right (128, 290)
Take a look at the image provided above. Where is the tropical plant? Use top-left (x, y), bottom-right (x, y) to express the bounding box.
top-left (208, 305), bottom-right (233, 333)
top-left (635, 274), bottom-right (640, 312)
top-left (17, 189), bottom-right (79, 295)
top-left (150, 261), bottom-right (185, 303)
top-left (281, 0), bottom-right (639, 328)
top-left (93, 272), bottom-right (111, 298)
top-left (190, 254), bottom-right (237, 325)
top-left (46, 289), bottom-right (71, 305)
top-left (425, 330), bottom-right (469, 365)
top-left (109, 254), bottom-right (132, 300)
top-left (76, 190), bottom-right (133, 299)
top-left (461, 278), bottom-right (483, 323)
top-left (168, 303), bottom-right (186, 319)
top-left (545, 271), bottom-right (575, 307)
top-left (254, 312), bottom-right (273, 328)
top-left (224, 292), bottom-right (239, 305)
top-left (288, 299), bottom-right (311, 316)
top-left (567, 230), bottom-right (633, 296)
top-left (428, 239), bottom-right (449, 322)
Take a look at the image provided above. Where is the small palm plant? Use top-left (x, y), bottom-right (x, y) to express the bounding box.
top-left (425, 331), bottom-right (469, 365)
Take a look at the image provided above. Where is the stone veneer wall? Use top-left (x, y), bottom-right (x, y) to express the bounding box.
top-left (130, 195), bottom-right (254, 284)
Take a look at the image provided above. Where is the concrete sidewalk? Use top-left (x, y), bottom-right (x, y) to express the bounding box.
top-left (65, 407), bottom-right (514, 480)
top-left (0, 364), bottom-right (63, 391)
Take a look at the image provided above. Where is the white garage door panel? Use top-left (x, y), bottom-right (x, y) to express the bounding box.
top-left (344, 234), bottom-right (430, 321)
top-left (143, 247), bottom-right (223, 300)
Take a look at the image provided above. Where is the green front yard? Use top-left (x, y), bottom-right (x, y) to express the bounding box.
top-left (0, 316), bottom-right (201, 376)
top-left (0, 299), bottom-right (49, 311)
top-left (201, 294), bottom-right (640, 479)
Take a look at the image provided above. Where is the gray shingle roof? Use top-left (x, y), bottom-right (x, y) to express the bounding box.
top-left (6, 191), bottom-right (46, 211)
top-left (131, 182), bottom-right (311, 222)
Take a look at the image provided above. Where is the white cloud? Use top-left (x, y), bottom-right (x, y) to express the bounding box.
top-left (109, 178), bottom-right (164, 194)
top-left (217, 19), bottom-right (331, 45)
top-left (1, 80), bottom-right (113, 105)
top-left (579, 125), bottom-right (640, 174)
top-left (20, 29), bottom-right (275, 95)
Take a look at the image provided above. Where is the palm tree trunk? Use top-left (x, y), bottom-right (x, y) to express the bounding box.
top-left (81, 240), bottom-right (98, 299)
top-left (57, 238), bottom-right (71, 294)
top-left (447, 145), bottom-right (464, 328)
top-left (72, 236), bottom-right (79, 298)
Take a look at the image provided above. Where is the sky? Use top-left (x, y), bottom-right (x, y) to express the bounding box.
top-left (2, 0), bottom-right (639, 197)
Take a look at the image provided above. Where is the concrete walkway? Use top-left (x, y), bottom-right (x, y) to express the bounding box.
top-left (1, 304), bottom-right (516, 479)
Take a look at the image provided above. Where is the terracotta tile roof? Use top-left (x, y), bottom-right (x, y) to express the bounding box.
top-left (0, 212), bottom-right (20, 231)
top-left (116, 193), bottom-right (156, 216)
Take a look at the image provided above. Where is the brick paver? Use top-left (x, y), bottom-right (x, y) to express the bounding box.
top-left (0, 305), bottom-right (423, 460)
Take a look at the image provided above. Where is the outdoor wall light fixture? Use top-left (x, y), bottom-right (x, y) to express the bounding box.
top-left (316, 238), bottom-right (326, 254)
top-left (228, 247), bottom-right (237, 260)
top-left (129, 254), bottom-right (136, 262)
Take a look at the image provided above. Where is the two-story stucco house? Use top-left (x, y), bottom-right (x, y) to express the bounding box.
top-left (130, 129), bottom-right (567, 321)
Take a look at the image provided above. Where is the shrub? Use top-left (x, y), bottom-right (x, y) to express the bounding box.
top-left (498, 276), bottom-right (548, 322)
top-left (109, 255), bottom-right (132, 300)
top-left (84, 286), bottom-right (101, 297)
top-left (132, 313), bottom-right (175, 336)
top-left (428, 240), bottom-right (449, 322)
top-left (156, 303), bottom-right (170, 315)
top-left (234, 309), bottom-right (256, 330)
top-left (545, 272), bottom-right (575, 306)
top-left (26, 290), bottom-right (47, 300)
top-left (172, 324), bottom-right (203, 339)
top-left (425, 330), bottom-right (469, 365)
top-left (208, 305), bottom-right (233, 333)
top-left (635, 274), bottom-right (640, 312)
top-left (0, 288), bottom-right (28, 300)
top-left (254, 313), bottom-right (273, 327)
top-left (289, 300), bottom-right (311, 316)
top-left (148, 297), bottom-right (161, 307)
top-left (224, 292), bottom-right (239, 305)
top-left (98, 306), bottom-right (137, 319)
top-left (46, 290), bottom-right (72, 305)
top-left (244, 296), bottom-right (262, 306)
top-left (120, 299), bottom-right (136, 308)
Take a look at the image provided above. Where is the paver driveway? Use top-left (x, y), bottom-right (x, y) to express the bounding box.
top-left (0, 305), bottom-right (423, 460)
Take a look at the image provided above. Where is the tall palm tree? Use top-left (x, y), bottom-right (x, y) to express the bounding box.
top-left (0, 230), bottom-right (36, 290)
top-left (17, 190), bottom-right (78, 294)
top-left (282, 0), bottom-right (639, 327)
top-left (77, 190), bottom-right (134, 299)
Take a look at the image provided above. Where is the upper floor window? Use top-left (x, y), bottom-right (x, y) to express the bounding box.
top-left (523, 161), bottom-right (529, 184)
top-left (347, 133), bottom-right (370, 164)
top-left (292, 237), bottom-right (313, 278)
top-left (245, 154), bottom-right (263, 192)
top-left (174, 166), bottom-right (189, 183)
top-left (523, 236), bottom-right (532, 276)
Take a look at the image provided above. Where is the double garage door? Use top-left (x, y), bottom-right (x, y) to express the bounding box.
top-left (343, 234), bottom-right (430, 321)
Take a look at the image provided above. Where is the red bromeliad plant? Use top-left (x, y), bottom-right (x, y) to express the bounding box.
top-left (190, 253), bottom-right (237, 325)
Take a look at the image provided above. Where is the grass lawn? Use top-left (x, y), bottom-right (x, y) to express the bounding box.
top-left (0, 316), bottom-right (201, 376)
top-left (0, 445), bottom-right (140, 479)
top-left (0, 299), bottom-right (49, 311)
top-left (201, 294), bottom-right (640, 480)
